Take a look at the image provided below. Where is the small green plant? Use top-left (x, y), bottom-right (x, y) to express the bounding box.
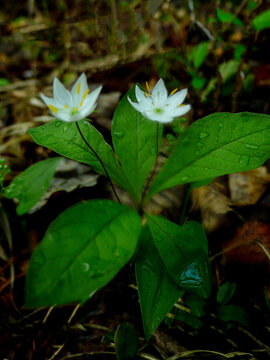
top-left (5, 74), bottom-right (270, 340)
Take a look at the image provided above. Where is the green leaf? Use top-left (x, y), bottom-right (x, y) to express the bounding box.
top-left (217, 8), bottom-right (234, 22)
top-left (190, 178), bottom-right (214, 189)
top-left (115, 322), bottom-right (138, 360)
top-left (25, 200), bottom-right (141, 307)
top-left (112, 85), bottom-right (163, 205)
top-left (219, 60), bottom-right (240, 82)
top-left (147, 112), bottom-right (270, 198)
top-left (185, 294), bottom-right (207, 317)
top-left (192, 42), bottom-right (209, 69)
top-left (146, 216), bottom-right (212, 298)
top-left (28, 120), bottom-right (127, 191)
top-left (4, 157), bottom-right (61, 215)
top-left (253, 9), bottom-right (270, 31)
top-left (217, 304), bottom-right (249, 326)
top-left (216, 281), bottom-right (236, 305)
top-left (135, 225), bottom-right (184, 340)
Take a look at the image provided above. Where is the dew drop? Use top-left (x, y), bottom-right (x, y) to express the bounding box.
top-left (197, 141), bottom-right (204, 148)
top-left (239, 154), bottom-right (250, 166)
top-left (218, 121), bottom-right (224, 129)
top-left (198, 131), bottom-right (209, 139)
top-left (150, 147), bottom-right (156, 155)
top-left (245, 143), bottom-right (258, 150)
top-left (55, 121), bottom-right (61, 128)
top-left (181, 176), bottom-right (189, 182)
top-left (113, 130), bottom-right (124, 139)
top-left (155, 236), bottom-right (163, 243)
top-left (63, 126), bottom-right (67, 133)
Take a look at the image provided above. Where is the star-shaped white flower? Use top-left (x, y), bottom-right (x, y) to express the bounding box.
top-left (40, 73), bottom-right (102, 122)
top-left (128, 79), bottom-right (191, 123)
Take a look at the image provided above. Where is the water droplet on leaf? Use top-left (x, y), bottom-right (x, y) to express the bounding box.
top-left (197, 141), bottom-right (204, 148)
top-left (198, 132), bottom-right (209, 139)
top-left (55, 121), bottom-right (61, 128)
top-left (245, 143), bottom-right (258, 150)
top-left (113, 130), bottom-right (124, 139)
top-left (239, 154), bottom-right (250, 166)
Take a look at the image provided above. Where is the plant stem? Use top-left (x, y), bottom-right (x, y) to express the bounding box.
top-left (179, 184), bottom-right (191, 226)
top-left (140, 123), bottom-right (159, 209)
top-left (75, 122), bottom-right (121, 203)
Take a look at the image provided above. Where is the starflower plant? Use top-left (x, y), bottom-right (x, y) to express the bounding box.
top-left (40, 73), bottom-right (102, 122)
top-left (5, 73), bottom-right (270, 341)
top-left (128, 78), bottom-right (191, 123)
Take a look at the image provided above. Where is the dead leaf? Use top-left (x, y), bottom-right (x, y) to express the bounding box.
top-left (28, 159), bottom-right (99, 214)
top-left (191, 178), bottom-right (232, 232)
top-left (222, 221), bottom-right (270, 273)
top-left (228, 167), bottom-right (270, 206)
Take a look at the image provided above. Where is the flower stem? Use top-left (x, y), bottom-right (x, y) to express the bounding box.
top-left (140, 123), bottom-right (159, 209)
top-left (75, 122), bottom-right (121, 203)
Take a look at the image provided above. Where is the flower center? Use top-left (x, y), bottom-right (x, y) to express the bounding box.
top-left (153, 107), bottom-right (164, 114)
top-left (70, 108), bottom-right (79, 116)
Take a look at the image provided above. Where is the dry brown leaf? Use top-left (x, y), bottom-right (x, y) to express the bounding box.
top-left (228, 167), bottom-right (270, 206)
top-left (222, 221), bottom-right (270, 273)
top-left (191, 178), bottom-right (232, 232)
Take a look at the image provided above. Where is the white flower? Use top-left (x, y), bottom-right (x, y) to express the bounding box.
top-left (40, 73), bottom-right (102, 122)
top-left (128, 79), bottom-right (191, 123)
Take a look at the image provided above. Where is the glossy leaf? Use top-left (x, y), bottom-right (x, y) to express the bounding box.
top-left (25, 200), bottom-right (141, 307)
top-left (146, 216), bottom-right (212, 298)
top-left (28, 120), bottom-right (127, 191)
top-left (4, 157), bottom-right (61, 215)
top-left (115, 322), bottom-right (138, 360)
top-left (135, 226), bottom-right (184, 340)
top-left (112, 85), bottom-right (163, 205)
top-left (216, 281), bottom-right (236, 305)
top-left (147, 112), bottom-right (270, 199)
top-left (253, 9), bottom-right (270, 31)
top-left (192, 42), bottom-right (209, 69)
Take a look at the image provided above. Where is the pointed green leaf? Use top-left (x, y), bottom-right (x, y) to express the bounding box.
top-left (112, 85), bottom-right (163, 204)
top-left (147, 112), bottom-right (270, 198)
top-left (135, 225), bottom-right (184, 340)
top-left (115, 322), bottom-right (138, 360)
top-left (4, 157), bottom-right (61, 215)
top-left (192, 42), bottom-right (209, 69)
top-left (253, 9), bottom-right (270, 31)
top-left (146, 216), bottom-right (212, 298)
top-left (25, 200), bottom-right (141, 307)
top-left (28, 120), bottom-right (127, 191)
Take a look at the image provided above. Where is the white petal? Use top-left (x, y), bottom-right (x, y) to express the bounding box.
top-left (128, 97), bottom-right (145, 114)
top-left (135, 85), bottom-right (147, 102)
top-left (71, 73), bottom-right (88, 107)
top-left (53, 78), bottom-right (73, 107)
top-left (166, 104), bottom-right (191, 117)
top-left (166, 88), bottom-right (187, 107)
top-left (56, 110), bottom-right (72, 122)
top-left (151, 78), bottom-right (168, 105)
top-left (80, 103), bottom-right (96, 119)
top-left (144, 109), bottom-right (173, 123)
top-left (40, 93), bottom-right (62, 108)
top-left (80, 85), bottom-right (102, 114)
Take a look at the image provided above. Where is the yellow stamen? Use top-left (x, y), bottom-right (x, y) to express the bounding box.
top-left (79, 89), bottom-right (90, 107)
top-left (48, 104), bottom-right (58, 113)
top-left (177, 104), bottom-right (185, 107)
top-left (64, 104), bottom-right (68, 109)
top-left (144, 92), bottom-right (150, 98)
top-left (76, 83), bottom-right (81, 94)
top-left (170, 88), bottom-right (178, 95)
top-left (146, 81), bottom-right (150, 93)
top-left (74, 107), bottom-right (78, 111)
